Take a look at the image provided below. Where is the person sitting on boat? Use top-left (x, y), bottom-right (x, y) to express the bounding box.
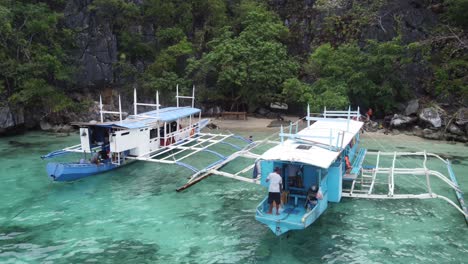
top-left (100, 137), bottom-right (110, 160)
top-left (266, 167), bottom-right (282, 215)
top-left (90, 152), bottom-right (100, 165)
top-left (305, 185), bottom-right (322, 210)
top-left (345, 155), bottom-right (352, 173)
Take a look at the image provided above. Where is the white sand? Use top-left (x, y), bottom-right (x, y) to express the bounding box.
top-left (211, 116), bottom-right (450, 145)
top-left (210, 115), bottom-right (302, 132)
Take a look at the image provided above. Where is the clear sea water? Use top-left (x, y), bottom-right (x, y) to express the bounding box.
top-left (0, 130), bottom-right (467, 263)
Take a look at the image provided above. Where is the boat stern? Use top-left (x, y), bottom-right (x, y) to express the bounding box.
top-left (255, 197), bottom-right (306, 236)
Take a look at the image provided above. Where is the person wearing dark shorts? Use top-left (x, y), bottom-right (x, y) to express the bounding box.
top-left (266, 167), bottom-right (282, 215)
top-left (268, 192), bottom-right (281, 205)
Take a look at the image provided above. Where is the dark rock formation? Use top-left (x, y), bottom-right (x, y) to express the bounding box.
top-left (419, 107), bottom-right (442, 128)
top-left (64, 0), bottom-right (117, 87)
top-left (390, 114), bottom-right (417, 128)
top-left (422, 128), bottom-right (442, 140)
top-left (455, 107), bottom-right (468, 126)
top-left (447, 123), bottom-right (464, 136)
top-left (405, 99), bottom-right (419, 116)
top-left (0, 107), bottom-right (24, 134)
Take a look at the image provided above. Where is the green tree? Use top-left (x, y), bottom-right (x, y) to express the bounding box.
top-left (187, 1), bottom-right (298, 108)
top-left (289, 39), bottom-right (410, 113)
top-left (0, 1), bottom-right (75, 114)
top-left (445, 0), bottom-right (468, 29)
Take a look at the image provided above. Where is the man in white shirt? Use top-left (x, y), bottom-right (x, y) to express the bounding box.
top-left (266, 167), bottom-right (282, 215)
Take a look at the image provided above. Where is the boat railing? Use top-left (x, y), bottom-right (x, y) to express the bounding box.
top-left (100, 94), bottom-right (123, 123)
top-left (256, 197), bottom-right (268, 217)
top-left (279, 125), bottom-right (346, 152)
top-left (306, 105), bottom-right (361, 132)
top-left (133, 89), bottom-right (160, 118)
top-left (301, 200), bottom-right (322, 223)
top-left (176, 84), bottom-right (195, 108)
top-left (162, 123), bottom-right (198, 144)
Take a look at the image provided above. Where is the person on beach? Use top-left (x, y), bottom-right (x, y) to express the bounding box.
top-left (266, 167), bottom-right (282, 215)
top-left (366, 108), bottom-right (373, 121)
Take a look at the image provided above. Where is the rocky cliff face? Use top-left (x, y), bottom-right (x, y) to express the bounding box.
top-left (64, 0), bottom-right (117, 87)
top-left (2, 0), bottom-right (465, 142)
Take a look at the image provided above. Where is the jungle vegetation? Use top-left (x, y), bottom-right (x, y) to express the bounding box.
top-left (0, 0), bottom-right (466, 117)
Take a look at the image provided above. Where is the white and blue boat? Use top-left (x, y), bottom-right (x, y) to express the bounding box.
top-left (250, 106), bottom-right (467, 235)
top-left (183, 105), bottom-right (467, 235)
top-left (42, 86), bottom-right (221, 181)
top-left (254, 107), bottom-right (365, 235)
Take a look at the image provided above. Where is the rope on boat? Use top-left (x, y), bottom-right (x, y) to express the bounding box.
top-left (175, 161), bottom-right (199, 173)
top-left (231, 135), bottom-right (253, 144)
top-left (447, 161), bottom-right (468, 224)
top-left (219, 141), bottom-right (242, 150)
top-left (201, 149), bottom-right (226, 160)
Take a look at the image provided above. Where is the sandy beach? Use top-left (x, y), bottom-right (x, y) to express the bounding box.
top-left (209, 115), bottom-right (456, 145)
top-left (209, 115), bottom-right (303, 132)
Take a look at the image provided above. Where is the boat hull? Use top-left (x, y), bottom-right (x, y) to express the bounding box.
top-left (46, 161), bottom-right (121, 182)
top-left (255, 195), bottom-right (327, 236)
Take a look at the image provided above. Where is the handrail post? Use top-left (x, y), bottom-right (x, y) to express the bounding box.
top-left (176, 84), bottom-right (179, 107)
top-left (118, 95), bottom-right (122, 122)
top-left (134, 88), bottom-right (137, 115)
top-left (99, 95), bottom-right (103, 122)
top-left (280, 125), bottom-right (284, 144)
top-left (192, 85), bottom-right (195, 108)
top-left (156, 90), bottom-right (160, 120)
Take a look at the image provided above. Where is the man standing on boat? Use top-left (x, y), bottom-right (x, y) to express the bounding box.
top-left (266, 167), bottom-right (282, 215)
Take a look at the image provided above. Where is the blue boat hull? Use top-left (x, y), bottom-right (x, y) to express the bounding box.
top-left (46, 161), bottom-right (121, 182)
top-left (255, 194), bottom-right (328, 236)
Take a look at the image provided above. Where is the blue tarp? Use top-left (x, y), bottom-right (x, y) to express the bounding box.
top-left (95, 107), bottom-right (201, 129)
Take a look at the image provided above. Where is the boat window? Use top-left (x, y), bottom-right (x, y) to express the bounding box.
top-left (297, 145), bottom-right (312, 150)
top-left (150, 129), bottom-right (158, 139)
top-left (121, 132), bottom-right (130, 136)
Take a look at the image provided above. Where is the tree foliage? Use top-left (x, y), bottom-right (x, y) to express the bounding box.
top-left (187, 1), bottom-right (298, 107)
top-left (0, 0), bottom-right (75, 114)
top-left (283, 39), bottom-right (411, 113)
top-left (445, 0), bottom-right (468, 29)
top-left (1, 0), bottom-right (466, 123)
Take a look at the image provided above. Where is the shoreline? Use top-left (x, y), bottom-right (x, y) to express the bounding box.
top-left (210, 116), bottom-right (466, 145)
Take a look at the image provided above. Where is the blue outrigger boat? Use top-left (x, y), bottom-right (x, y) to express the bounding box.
top-left (181, 105), bottom-right (467, 235)
top-left (41, 86), bottom-right (247, 181)
top-left (254, 107), bottom-right (365, 235)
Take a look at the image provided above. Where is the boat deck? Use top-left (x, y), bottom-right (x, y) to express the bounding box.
top-left (260, 204), bottom-right (307, 222)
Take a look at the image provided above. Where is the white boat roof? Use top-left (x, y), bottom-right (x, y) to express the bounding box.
top-left (260, 118), bottom-right (364, 169)
top-left (73, 107), bottom-right (200, 130)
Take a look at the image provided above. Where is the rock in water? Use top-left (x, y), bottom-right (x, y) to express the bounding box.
top-left (0, 106), bottom-right (24, 132)
top-left (40, 120), bottom-right (53, 131)
top-left (419, 108), bottom-right (441, 128)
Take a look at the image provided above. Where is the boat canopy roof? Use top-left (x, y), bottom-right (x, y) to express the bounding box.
top-left (72, 107), bottom-right (201, 130)
top-left (260, 118), bottom-right (363, 169)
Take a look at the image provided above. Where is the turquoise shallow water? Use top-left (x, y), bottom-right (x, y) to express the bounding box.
top-left (0, 130), bottom-right (467, 263)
